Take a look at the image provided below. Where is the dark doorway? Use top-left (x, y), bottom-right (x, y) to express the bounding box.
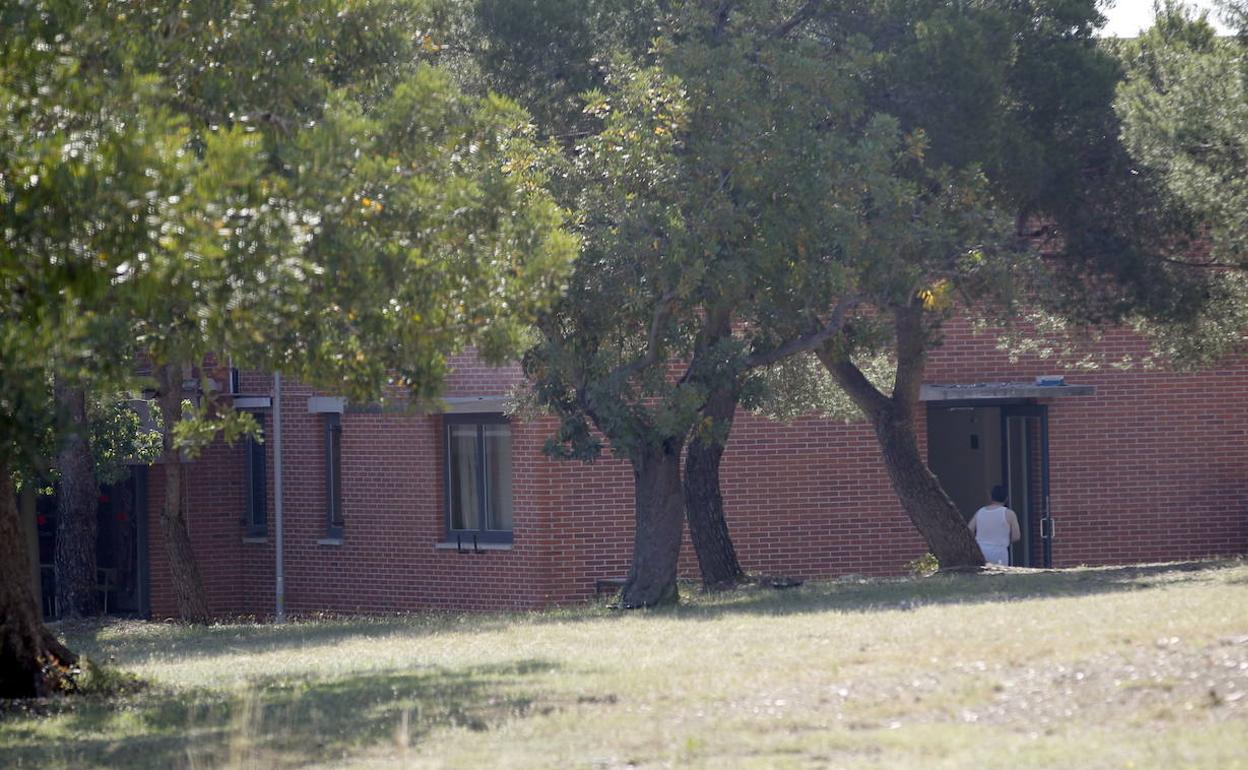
top-left (927, 403), bottom-right (1052, 567)
top-left (95, 467), bottom-right (149, 615)
top-left (37, 467), bottom-right (150, 618)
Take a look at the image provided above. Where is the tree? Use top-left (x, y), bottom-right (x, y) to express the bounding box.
top-left (1, 0), bottom-right (192, 695)
top-left (1114, 1), bottom-right (1248, 363)
top-left (524, 2), bottom-right (921, 604)
top-left (37, 0), bottom-right (577, 622)
top-left (530, 0), bottom-right (1215, 592)
top-left (2, 0), bottom-right (574, 692)
top-left (48, 391), bottom-right (164, 621)
top-left (746, 0), bottom-right (1217, 569)
top-left (52, 380), bottom-right (100, 619)
top-left (473, 0), bottom-right (770, 591)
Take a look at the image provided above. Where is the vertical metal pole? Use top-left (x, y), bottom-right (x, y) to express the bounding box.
top-left (273, 371), bottom-right (286, 623)
top-left (1041, 407), bottom-right (1052, 569)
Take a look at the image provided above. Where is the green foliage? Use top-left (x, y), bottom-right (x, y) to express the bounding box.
top-left (1, 0), bottom-right (576, 474)
top-left (525, 57), bottom-right (704, 461)
top-left (1117, 6), bottom-right (1245, 257)
top-left (472, 0), bottom-right (660, 135)
top-left (1115, 2), bottom-right (1248, 366)
top-left (0, 2), bottom-right (190, 467)
top-left (75, 658), bottom-right (146, 699)
top-left (722, 0), bottom-right (1210, 420)
top-left (172, 400), bottom-right (257, 461)
top-left (520, 4), bottom-right (910, 461)
top-left (754, 354), bottom-right (895, 424)
top-left (514, 0), bottom-right (1173, 460)
top-left (906, 551), bottom-right (941, 577)
top-left (88, 399), bottom-right (162, 486)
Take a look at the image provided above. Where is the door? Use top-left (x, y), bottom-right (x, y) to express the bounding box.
top-left (95, 467), bottom-right (150, 616)
top-left (1000, 405), bottom-right (1052, 567)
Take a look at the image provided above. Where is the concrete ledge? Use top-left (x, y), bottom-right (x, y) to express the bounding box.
top-left (434, 541), bottom-right (513, 551)
top-left (316, 538), bottom-right (345, 547)
top-left (233, 396), bottom-right (272, 409)
top-left (441, 396), bottom-right (508, 414)
top-left (921, 383), bottom-right (1096, 401)
top-left (308, 396), bottom-right (346, 414)
top-left (242, 536), bottom-right (268, 544)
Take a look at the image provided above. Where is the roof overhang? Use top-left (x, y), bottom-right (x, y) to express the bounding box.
top-left (441, 395), bottom-right (508, 414)
top-left (920, 382), bottom-right (1096, 401)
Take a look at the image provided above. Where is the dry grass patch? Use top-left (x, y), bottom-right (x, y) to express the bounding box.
top-left (1, 559), bottom-right (1246, 769)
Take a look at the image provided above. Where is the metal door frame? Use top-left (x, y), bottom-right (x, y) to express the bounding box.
top-left (999, 404), bottom-right (1052, 567)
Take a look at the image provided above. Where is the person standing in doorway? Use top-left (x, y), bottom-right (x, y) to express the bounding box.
top-left (968, 485), bottom-right (1021, 566)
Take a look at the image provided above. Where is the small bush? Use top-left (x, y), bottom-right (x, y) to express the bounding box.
top-left (906, 552), bottom-right (940, 577)
top-left (77, 658), bottom-right (147, 697)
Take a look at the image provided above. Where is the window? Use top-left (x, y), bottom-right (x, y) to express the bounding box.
top-left (324, 413), bottom-right (344, 538)
top-left (244, 414), bottom-right (267, 536)
top-left (445, 414), bottom-right (513, 544)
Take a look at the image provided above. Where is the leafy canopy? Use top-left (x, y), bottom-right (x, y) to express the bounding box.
top-left (1114, 1), bottom-right (1248, 364)
top-left (1, 0), bottom-right (577, 469)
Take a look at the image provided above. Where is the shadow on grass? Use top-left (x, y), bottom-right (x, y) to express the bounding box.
top-left (59, 559), bottom-right (1248, 668)
top-left (0, 659), bottom-right (556, 769)
top-left (62, 614), bottom-right (524, 669)
top-left (656, 558), bottom-right (1248, 622)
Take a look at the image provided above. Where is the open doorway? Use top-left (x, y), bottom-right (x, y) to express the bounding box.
top-left (37, 467), bottom-right (150, 618)
top-left (95, 467), bottom-right (149, 615)
top-left (926, 404), bottom-right (1050, 567)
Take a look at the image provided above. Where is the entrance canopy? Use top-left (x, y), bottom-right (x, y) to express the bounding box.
top-left (920, 381), bottom-right (1095, 401)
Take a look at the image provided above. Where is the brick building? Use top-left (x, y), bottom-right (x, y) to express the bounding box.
top-left (81, 319), bottom-right (1248, 618)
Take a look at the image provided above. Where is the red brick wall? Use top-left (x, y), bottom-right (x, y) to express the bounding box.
top-left (929, 320), bottom-right (1248, 567)
top-left (146, 333), bottom-right (1248, 616)
top-left (147, 437), bottom-right (249, 618)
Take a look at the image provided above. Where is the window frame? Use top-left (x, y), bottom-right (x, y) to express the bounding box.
top-left (444, 413), bottom-right (513, 545)
top-left (243, 413), bottom-right (267, 537)
top-left (324, 412), bottom-right (344, 539)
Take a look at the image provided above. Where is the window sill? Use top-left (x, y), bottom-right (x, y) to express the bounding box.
top-left (435, 541), bottom-right (513, 552)
top-left (242, 536), bottom-right (268, 544)
top-left (317, 538), bottom-right (345, 547)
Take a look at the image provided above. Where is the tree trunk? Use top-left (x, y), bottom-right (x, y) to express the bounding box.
top-left (155, 364), bottom-right (212, 623)
top-left (619, 441), bottom-right (685, 608)
top-left (684, 382), bottom-right (745, 589)
top-left (817, 306), bottom-right (984, 570)
top-left (20, 488), bottom-right (42, 618)
top-left (1, 455), bottom-right (78, 698)
top-left (865, 402), bottom-right (985, 568)
top-left (53, 381), bottom-right (99, 619)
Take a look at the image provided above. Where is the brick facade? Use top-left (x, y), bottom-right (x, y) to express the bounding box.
top-left (145, 322), bottom-right (1248, 617)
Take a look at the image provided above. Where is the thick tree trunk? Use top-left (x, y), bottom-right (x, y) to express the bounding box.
top-left (865, 403), bottom-right (985, 568)
top-left (53, 381), bottom-right (99, 619)
top-left (20, 488), bottom-right (42, 617)
top-left (155, 364), bottom-right (212, 623)
top-left (619, 441), bottom-right (685, 608)
top-left (1, 456), bottom-right (78, 698)
top-left (817, 306), bottom-right (984, 570)
top-left (684, 382), bottom-right (745, 589)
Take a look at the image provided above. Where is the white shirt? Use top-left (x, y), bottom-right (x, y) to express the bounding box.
top-left (969, 504), bottom-right (1020, 548)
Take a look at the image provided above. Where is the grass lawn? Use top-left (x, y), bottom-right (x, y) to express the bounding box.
top-left (2, 560), bottom-right (1247, 769)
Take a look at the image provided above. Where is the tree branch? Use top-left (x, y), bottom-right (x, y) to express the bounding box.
top-left (816, 343), bottom-right (890, 419)
top-left (616, 288), bottom-right (680, 381)
top-left (708, 0), bottom-right (734, 41)
top-left (771, 0), bottom-right (822, 39)
top-left (745, 296), bottom-right (859, 369)
top-left (890, 302), bottom-right (929, 411)
top-left (1160, 256), bottom-right (1247, 271)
